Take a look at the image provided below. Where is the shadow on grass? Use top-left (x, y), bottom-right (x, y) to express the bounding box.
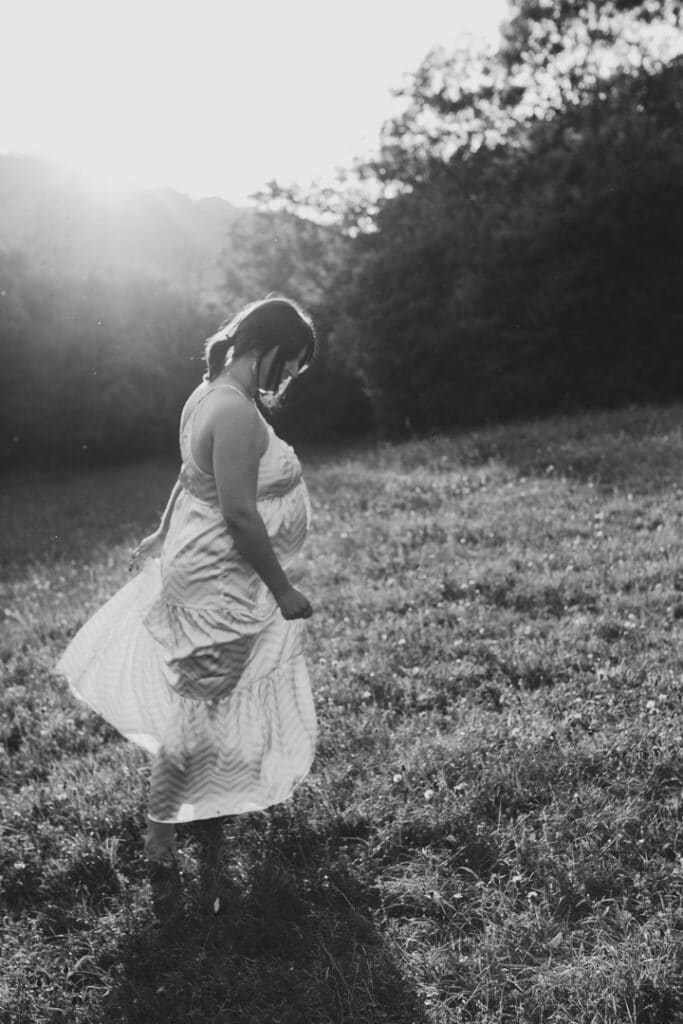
top-left (105, 815), bottom-right (426, 1024)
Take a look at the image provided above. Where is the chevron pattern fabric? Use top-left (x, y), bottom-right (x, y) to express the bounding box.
top-left (56, 381), bottom-right (317, 823)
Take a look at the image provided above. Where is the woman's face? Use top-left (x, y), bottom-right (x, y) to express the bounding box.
top-left (258, 348), bottom-right (307, 391)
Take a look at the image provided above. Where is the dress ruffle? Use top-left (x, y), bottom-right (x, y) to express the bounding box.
top-left (143, 582), bottom-right (300, 703)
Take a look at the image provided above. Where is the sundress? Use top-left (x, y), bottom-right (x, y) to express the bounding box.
top-left (56, 380), bottom-right (317, 823)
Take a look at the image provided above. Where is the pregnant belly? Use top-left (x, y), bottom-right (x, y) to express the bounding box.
top-left (262, 482), bottom-right (311, 564)
top-left (160, 483), bottom-right (310, 602)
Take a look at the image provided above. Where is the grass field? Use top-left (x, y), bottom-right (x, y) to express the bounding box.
top-left (1, 404), bottom-right (683, 1024)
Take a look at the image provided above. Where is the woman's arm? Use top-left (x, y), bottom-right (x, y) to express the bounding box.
top-left (212, 399), bottom-right (312, 619)
top-left (129, 477), bottom-right (182, 571)
top-left (158, 478), bottom-right (182, 537)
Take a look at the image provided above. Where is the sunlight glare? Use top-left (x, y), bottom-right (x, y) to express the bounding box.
top-left (2, 0), bottom-right (509, 201)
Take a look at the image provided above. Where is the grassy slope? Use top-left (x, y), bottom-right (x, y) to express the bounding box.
top-left (1, 404), bottom-right (683, 1024)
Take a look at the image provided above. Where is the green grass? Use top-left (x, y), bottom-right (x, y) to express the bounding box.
top-left (1, 403), bottom-right (683, 1023)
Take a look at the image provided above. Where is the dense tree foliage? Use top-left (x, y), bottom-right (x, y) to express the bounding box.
top-left (333, 1), bottom-right (683, 430)
top-left (0, 250), bottom-right (213, 467)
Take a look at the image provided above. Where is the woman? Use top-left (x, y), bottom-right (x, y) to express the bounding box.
top-left (57, 296), bottom-right (317, 864)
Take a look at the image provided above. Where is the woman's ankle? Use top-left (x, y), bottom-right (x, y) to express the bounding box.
top-left (146, 816), bottom-right (175, 838)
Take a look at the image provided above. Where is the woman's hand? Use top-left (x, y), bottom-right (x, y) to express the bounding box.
top-left (276, 585), bottom-right (313, 620)
top-left (129, 531), bottom-right (164, 572)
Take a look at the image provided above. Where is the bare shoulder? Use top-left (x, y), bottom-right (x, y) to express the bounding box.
top-left (210, 391), bottom-right (268, 456)
top-left (210, 388), bottom-right (260, 428)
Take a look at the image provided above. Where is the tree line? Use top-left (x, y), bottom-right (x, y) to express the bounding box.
top-left (311, 0), bottom-right (683, 433)
top-left (0, 0), bottom-right (681, 468)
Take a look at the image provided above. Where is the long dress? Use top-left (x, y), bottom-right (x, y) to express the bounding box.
top-left (56, 380), bottom-right (317, 823)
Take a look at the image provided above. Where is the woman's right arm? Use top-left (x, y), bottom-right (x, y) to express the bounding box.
top-left (212, 400), bottom-right (312, 620)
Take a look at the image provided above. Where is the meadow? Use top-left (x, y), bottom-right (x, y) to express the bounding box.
top-left (1, 403), bottom-right (683, 1024)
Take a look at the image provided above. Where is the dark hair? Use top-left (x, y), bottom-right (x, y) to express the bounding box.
top-left (204, 296), bottom-right (317, 393)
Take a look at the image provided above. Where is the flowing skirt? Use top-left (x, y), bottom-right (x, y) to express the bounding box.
top-left (56, 560), bottom-right (317, 823)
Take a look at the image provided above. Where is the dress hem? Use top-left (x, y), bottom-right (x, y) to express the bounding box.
top-left (146, 763), bottom-right (315, 824)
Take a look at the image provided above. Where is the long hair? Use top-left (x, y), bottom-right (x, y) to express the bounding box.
top-left (203, 297), bottom-right (317, 400)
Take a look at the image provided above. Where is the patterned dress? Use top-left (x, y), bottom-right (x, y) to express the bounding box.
top-left (56, 381), bottom-right (317, 823)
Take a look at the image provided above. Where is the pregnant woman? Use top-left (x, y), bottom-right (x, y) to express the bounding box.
top-left (57, 297), bottom-right (317, 864)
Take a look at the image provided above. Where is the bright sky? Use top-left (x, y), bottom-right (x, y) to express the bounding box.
top-left (1, 0), bottom-right (509, 203)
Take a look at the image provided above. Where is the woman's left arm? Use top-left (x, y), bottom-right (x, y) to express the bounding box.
top-left (129, 477), bottom-right (182, 571)
top-left (157, 477), bottom-right (182, 536)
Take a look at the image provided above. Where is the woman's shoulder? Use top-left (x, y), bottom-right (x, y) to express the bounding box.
top-left (203, 384), bottom-right (270, 457)
top-left (208, 384), bottom-right (262, 423)
top-left (183, 380), bottom-right (255, 419)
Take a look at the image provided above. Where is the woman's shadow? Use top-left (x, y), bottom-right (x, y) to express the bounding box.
top-left (105, 811), bottom-right (427, 1024)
